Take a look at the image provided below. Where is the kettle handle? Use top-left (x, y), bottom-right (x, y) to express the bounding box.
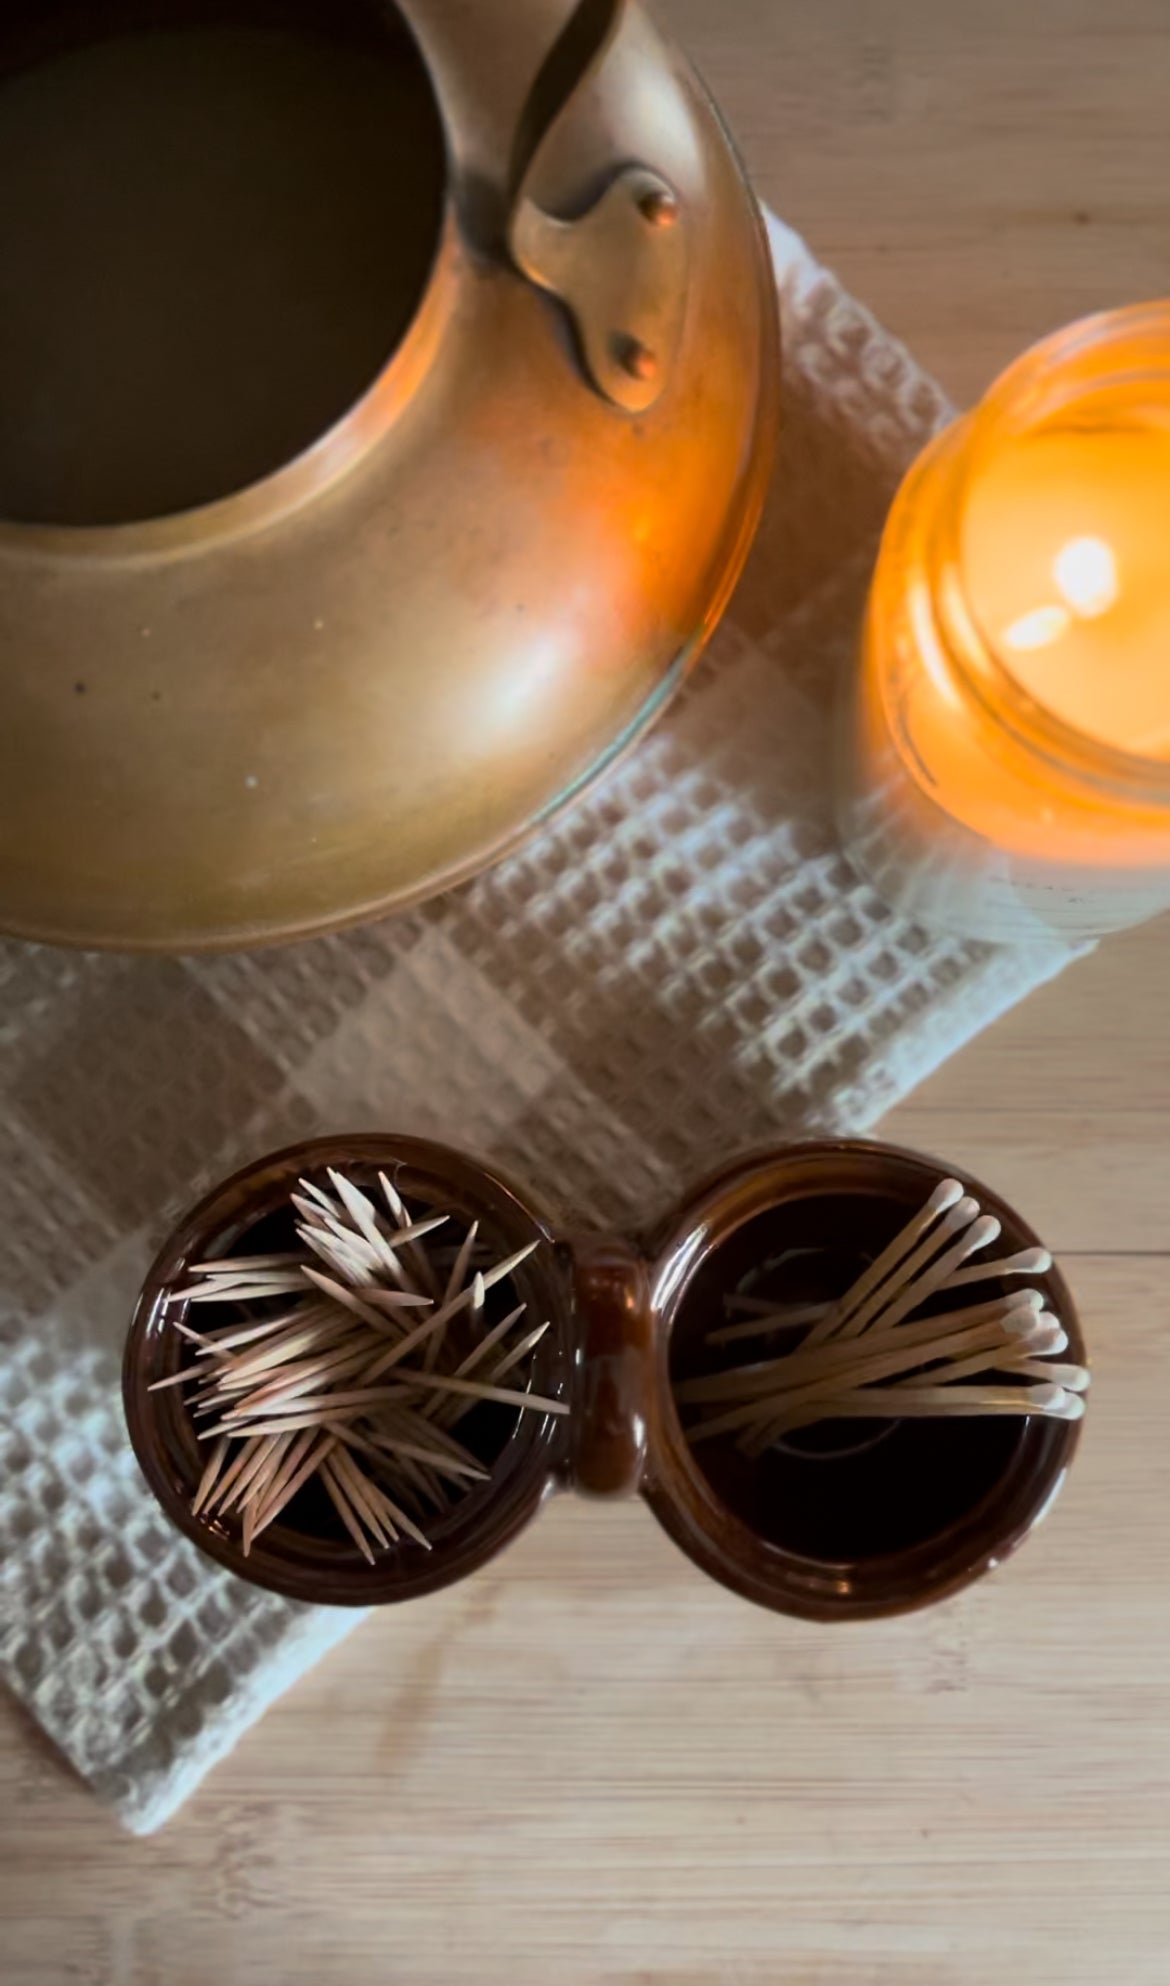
top-left (503, 0), bottom-right (630, 222)
top-left (398, 0), bottom-right (626, 245)
top-left (402, 0), bottom-right (687, 413)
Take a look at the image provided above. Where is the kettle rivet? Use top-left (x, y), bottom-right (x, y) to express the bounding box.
top-left (638, 188), bottom-right (679, 227)
top-left (613, 334), bottom-right (659, 382)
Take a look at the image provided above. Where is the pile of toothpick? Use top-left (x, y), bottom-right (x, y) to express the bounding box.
top-left (678, 1178), bottom-right (1088, 1453)
top-left (152, 1168), bottom-right (566, 1561)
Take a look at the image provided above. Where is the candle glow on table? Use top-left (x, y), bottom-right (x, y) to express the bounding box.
top-left (838, 303), bottom-right (1170, 942)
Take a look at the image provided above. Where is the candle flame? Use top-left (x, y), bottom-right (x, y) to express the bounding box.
top-left (1052, 536), bottom-right (1118, 618)
top-left (1001, 536), bottom-right (1119, 657)
top-left (1002, 604), bottom-right (1071, 652)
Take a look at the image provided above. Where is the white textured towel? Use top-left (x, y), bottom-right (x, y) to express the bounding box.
top-left (0, 213), bottom-right (1082, 1833)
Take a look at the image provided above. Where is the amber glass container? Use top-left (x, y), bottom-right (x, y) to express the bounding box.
top-left (124, 1135), bottom-right (1083, 1619)
top-left (839, 304), bottom-right (1170, 944)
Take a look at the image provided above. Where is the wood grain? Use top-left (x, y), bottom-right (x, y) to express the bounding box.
top-left (4, 3), bottom-right (1170, 1980)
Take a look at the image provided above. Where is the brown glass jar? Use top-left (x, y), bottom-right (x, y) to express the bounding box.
top-left (124, 1134), bottom-right (1084, 1619)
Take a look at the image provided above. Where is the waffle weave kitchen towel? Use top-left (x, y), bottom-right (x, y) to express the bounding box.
top-left (0, 213), bottom-right (1082, 1833)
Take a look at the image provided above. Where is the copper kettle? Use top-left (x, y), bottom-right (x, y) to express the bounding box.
top-left (0, 0), bottom-right (778, 950)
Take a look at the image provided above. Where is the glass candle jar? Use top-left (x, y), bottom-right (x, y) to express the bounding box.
top-left (839, 302), bottom-right (1170, 942)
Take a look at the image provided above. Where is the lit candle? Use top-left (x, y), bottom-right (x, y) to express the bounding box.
top-left (839, 303), bottom-right (1170, 942)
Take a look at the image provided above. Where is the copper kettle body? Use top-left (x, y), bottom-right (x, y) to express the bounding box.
top-left (0, 0), bottom-right (779, 950)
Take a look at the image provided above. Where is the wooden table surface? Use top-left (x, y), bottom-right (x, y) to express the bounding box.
top-left (4, 4), bottom-right (1170, 1981)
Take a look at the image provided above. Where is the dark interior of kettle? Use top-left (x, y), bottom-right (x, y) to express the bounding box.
top-left (0, 0), bottom-right (445, 524)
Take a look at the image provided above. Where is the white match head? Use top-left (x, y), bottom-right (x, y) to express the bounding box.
top-left (1006, 1287), bottom-right (1045, 1311)
top-left (951, 1195), bottom-right (981, 1226)
top-left (927, 1178), bottom-right (966, 1214)
top-left (1053, 1390), bottom-right (1085, 1420)
top-left (961, 1215), bottom-right (1001, 1257)
top-left (1006, 1305), bottom-right (1049, 1339)
top-left (1027, 1381), bottom-right (1084, 1418)
top-left (1013, 1247), bottom-right (1052, 1274)
top-left (1023, 1322), bottom-right (1066, 1357)
top-left (1029, 1383), bottom-right (1064, 1412)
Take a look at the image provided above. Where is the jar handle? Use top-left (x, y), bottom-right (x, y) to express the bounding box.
top-left (401, 0), bottom-right (687, 412)
top-left (563, 1233), bottom-right (655, 1498)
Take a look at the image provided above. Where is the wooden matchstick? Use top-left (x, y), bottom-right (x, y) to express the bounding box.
top-left (707, 1300), bottom-right (834, 1347)
top-left (680, 1179), bottom-right (1080, 1456)
top-left (1009, 1360), bottom-right (1089, 1391)
top-left (892, 1321), bottom-right (1064, 1391)
top-left (801, 1178), bottom-right (968, 1347)
top-left (943, 1246), bottom-right (1052, 1290)
top-left (768, 1382), bottom-right (1083, 1434)
top-left (833, 1213), bottom-right (1001, 1343)
top-left (677, 1297), bottom-right (1034, 1408)
top-left (694, 1313), bottom-right (1030, 1449)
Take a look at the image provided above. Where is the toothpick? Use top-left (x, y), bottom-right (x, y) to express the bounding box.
top-left (296, 1220), bottom-right (385, 1286)
top-left (320, 1458), bottom-right (376, 1562)
top-left (330, 1448), bottom-right (394, 1547)
top-left (328, 1420), bottom-right (489, 1484)
top-left (367, 1401), bottom-right (484, 1470)
top-left (237, 1433), bottom-right (295, 1512)
top-left (301, 1268), bottom-right (414, 1334)
top-left (174, 1168), bottom-right (550, 1559)
top-left (442, 1220), bottom-right (479, 1307)
top-left (185, 1306), bottom-right (330, 1353)
top-left (395, 1370), bottom-right (568, 1416)
top-left (251, 1430), bottom-right (334, 1536)
top-left (479, 1241), bottom-right (540, 1292)
top-left (190, 1252), bottom-right (305, 1273)
top-left (440, 1320), bottom-right (552, 1427)
top-left (173, 1273), bottom-right (310, 1301)
top-left (360, 1479), bottom-right (432, 1551)
top-left (191, 1436), bottom-right (230, 1516)
top-left (448, 1302), bottom-right (528, 1382)
top-left (208, 1435), bottom-right (281, 1514)
top-left (423, 1218), bottom-right (478, 1370)
top-left (341, 1300), bottom-right (466, 1380)
top-left (377, 1172), bottom-right (440, 1296)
